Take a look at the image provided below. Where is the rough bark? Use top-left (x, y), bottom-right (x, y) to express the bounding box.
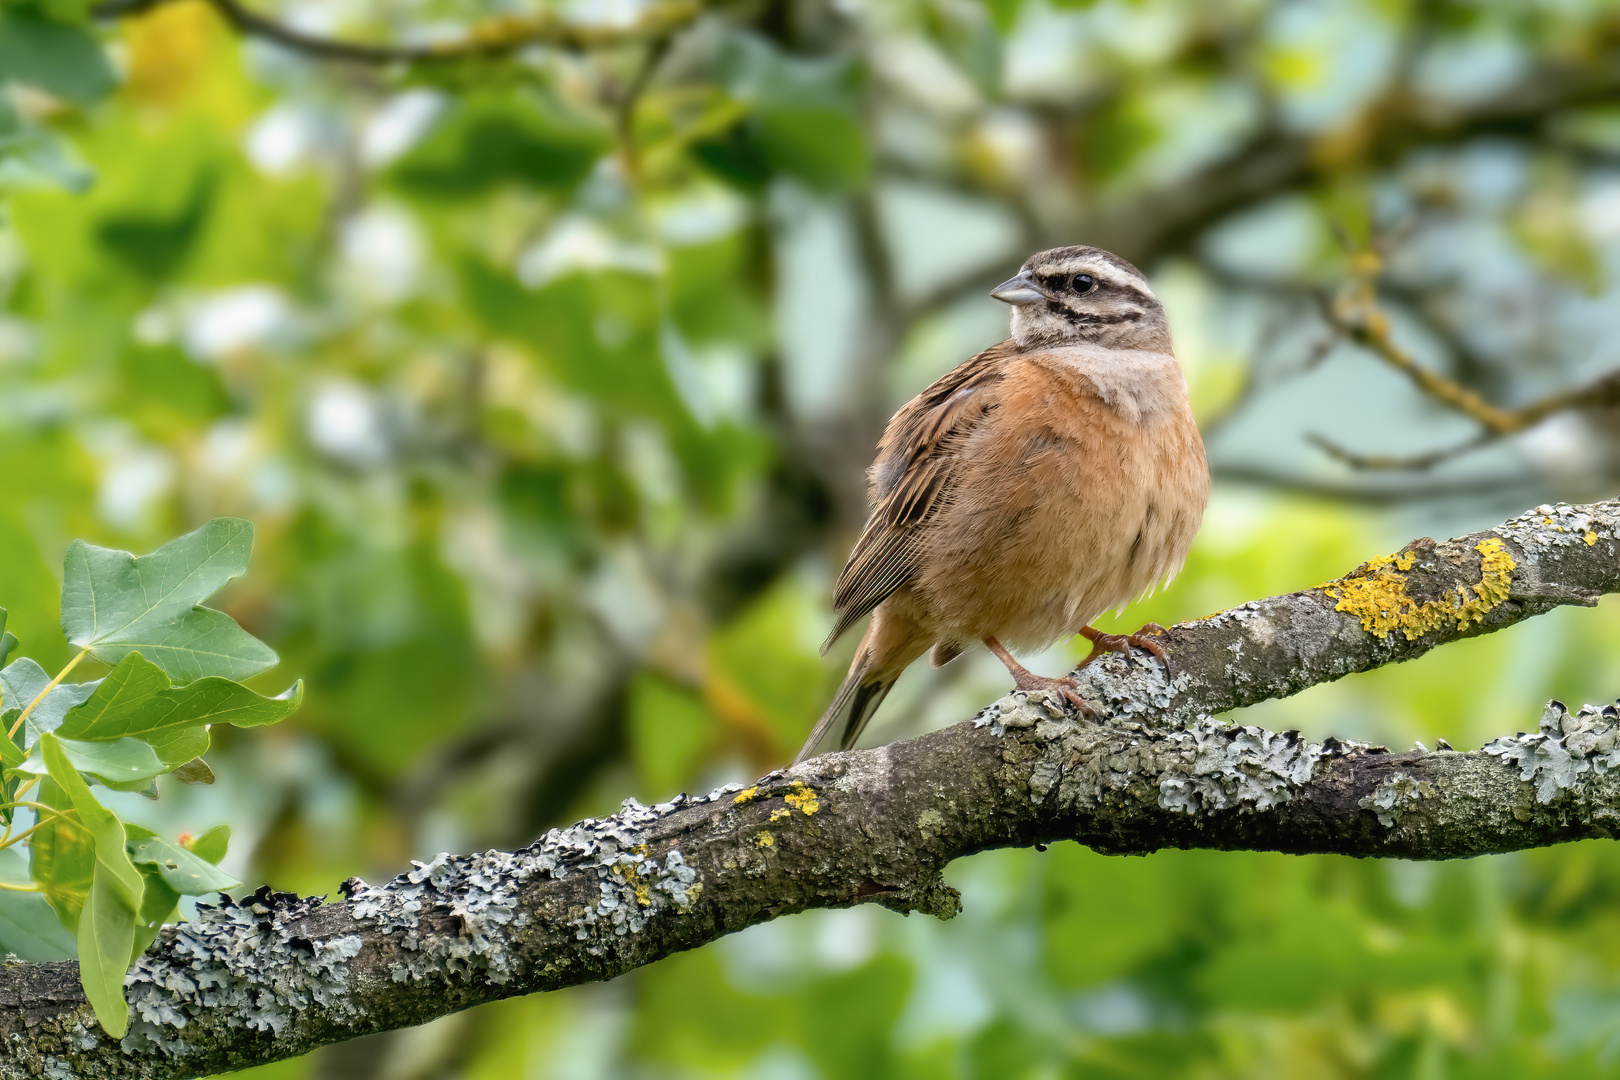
top-left (2, 498), bottom-right (1619, 1078)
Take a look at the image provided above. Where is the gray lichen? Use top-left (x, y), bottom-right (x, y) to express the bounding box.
top-left (1483, 700), bottom-right (1620, 802)
top-left (1498, 503), bottom-right (1617, 566)
top-left (347, 792), bottom-right (717, 973)
top-left (344, 846), bottom-right (539, 986)
top-left (1359, 771), bottom-right (1434, 827)
top-left (1071, 659), bottom-right (1189, 720)
top-left (565, 847), bottom-right (699, 950)
top-left (978, 697), bottom-right (1333, 816)
top-left (974, 691), bottom-right (1069, 735)
top-left (1158, 719), bottom-right (1323, 814)
top-left (123, 890), bottom-right (362, 1058)
top-left (115, 788), bottom-right (725, 1063)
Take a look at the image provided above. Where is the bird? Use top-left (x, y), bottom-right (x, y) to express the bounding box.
top-left (794, 245), bottom-right (1209, 764)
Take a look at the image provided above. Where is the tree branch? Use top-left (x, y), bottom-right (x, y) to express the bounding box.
top-left (1313, 252), bottom-right (1620, 470)
top-left (1093, 57), bottom-right (1620, 267)
top-left (1304, 430), bottom-right (1497, 472)
top-left (4, 498), bottom-right (1620, 1077)
top-left (93, 0), bottom-right (699, 63)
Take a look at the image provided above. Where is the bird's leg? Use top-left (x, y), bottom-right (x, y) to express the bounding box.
top-left (1076, 623), bottom-right (1170, 674)
top-left (983, 636), bottom-right (1093, 714)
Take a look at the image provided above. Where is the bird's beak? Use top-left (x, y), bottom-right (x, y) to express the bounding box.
top-left (990, 272), bottom-right (1045, 306)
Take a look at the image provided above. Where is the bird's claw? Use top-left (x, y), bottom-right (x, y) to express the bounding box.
top-left (1010, 673), bottom-right (1096, 716)
top-left (1078, 623), bottom-right (1172, 676)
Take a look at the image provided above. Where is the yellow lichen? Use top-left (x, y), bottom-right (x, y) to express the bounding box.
top-left (769, 808), bottom-right (791, 823)
top-left (756, 831), bottom-right (774, 848)
top-left (619, 858), bottom-right (653, 907)
top-left (732, 786), bottom-right (760, 805)
top-left (784, 780), bottom-right (820, 816)
top-left (1587, 531), bottom-right (1599, 546)
top-left (1323, 538), bottom-right (1516, 641)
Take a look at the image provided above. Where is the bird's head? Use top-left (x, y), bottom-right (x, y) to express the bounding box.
top-left (992, 246), bottom-right (1171, 352)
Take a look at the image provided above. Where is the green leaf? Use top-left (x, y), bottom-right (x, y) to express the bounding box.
top-left (0, 607), bottom-right (14, 669)
top-left (0, 729), bottom-right (23, 769)
top-left (60, 518), bottom-right (277, 683)
top-left (126, 825), bottom-right (239, 895)
top-left (127, 858), bottom-right (177, 964)
top-left (170, 758), bottom-right (214, 784)
top-left (87, 608), bottom-right (276, 684)
top-left (59, 653), bottom-right (302, 765)
top-left (1, 658), bottom-right (97, 745)
top-left (689, 122), bottom-right (771, 190)
top-left (979, 0), bottom-right (1024, 32)
top-left (29, 776), bottom-right (92, 929)
top-left (0, 848), bottom-right (73, 961)
top-left (752, 106), bottom-right (870, 191)
top-left (34, 0), bottom-right (95, 24)
top-left (18, 735), bottom-right (164, 784)
top-left (98, 774), bottom-right (158, 798)
top-left (61, 518), bottom-right (254, 647)
top-left (0, 6), bottom-right (116, 106)
top-left (183, 824), bottom-right (230, 866)
top-left (97, 172), bottom-right (217, 282)
top-left (77, 864), bottom-right (135, 1037)
top-left (0, 120), bottom-right (93, 191)
top-left (389, 91), bottom-right (611, 197)
top-left (123, 825), bottom-right (236, 960)
top-left (40, 733), bottom-right (143, 913)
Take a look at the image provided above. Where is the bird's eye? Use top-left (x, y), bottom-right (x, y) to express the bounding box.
top-left (1072, 274), bottom-right (1097, 293)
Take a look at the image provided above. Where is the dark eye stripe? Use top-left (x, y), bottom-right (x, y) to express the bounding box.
top-left (1041, 271), bottom-right (1101, 292)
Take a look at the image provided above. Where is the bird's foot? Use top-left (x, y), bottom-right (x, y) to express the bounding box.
top-left (1077, 623), bottom-right (1170, 675)
top-left (982, 635), bottom-right (1096, 715)
top-left (1009, 671), bottom-right (1095, 715)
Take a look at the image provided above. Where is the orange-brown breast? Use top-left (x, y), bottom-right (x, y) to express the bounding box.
top-left (910, 353), bottom-right (1208, 651)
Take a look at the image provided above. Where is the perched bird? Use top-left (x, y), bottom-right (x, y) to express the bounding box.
top-left (795, 245), bottom-right (1209, 764)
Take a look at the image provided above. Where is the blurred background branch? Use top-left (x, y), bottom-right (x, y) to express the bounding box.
top-left (93, 0), bottom-right (701, 61)
top-left (1315, 248), bottom-right (1620, 470)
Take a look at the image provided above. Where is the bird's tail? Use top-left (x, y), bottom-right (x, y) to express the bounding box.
top-left (794, 610), bottom-right (928, 764)
top-left (793, 656), bottom-right (898, 765)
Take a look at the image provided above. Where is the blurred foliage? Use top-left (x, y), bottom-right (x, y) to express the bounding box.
top-left (2, 0), bottom-right (1620, 1074)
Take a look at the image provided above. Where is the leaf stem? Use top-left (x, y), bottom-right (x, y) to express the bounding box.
top-left (7, 646), bottom-right (90, 741)
top-left (0, 880), bottom-right (41, 893)
top-left (0, 800), bottom-right (74, 816)
top-left (0, 809), bottom-right (81, 851)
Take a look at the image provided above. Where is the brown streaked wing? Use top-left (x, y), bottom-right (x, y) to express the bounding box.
top-left (821, 341), bottom-right (1015, 651)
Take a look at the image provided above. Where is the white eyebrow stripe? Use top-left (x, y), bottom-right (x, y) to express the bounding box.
top-left (1036, 263), bottom-right (1148, 289)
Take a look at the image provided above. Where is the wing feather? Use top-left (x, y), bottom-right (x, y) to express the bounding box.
top-left (822, 340), bottom-right (1017, 651)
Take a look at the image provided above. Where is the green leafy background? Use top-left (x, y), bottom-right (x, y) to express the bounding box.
top-left (2, 0), bottom-right (1620, 1075)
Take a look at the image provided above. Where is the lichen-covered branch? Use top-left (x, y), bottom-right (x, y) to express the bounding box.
top-left (4, 499), bottom-right (1620, 1078)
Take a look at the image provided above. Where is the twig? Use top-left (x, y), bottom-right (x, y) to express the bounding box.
top-left (1305, 431), bottom-right (1496, 472)
top-left (1315, 250), bottom-right (1620, 471)
top-left (94, 0), bottom-right (700, 64)
top-left (615, 33), bottom-right (674, 182)
top-left (1213, 463), bottom-right (1547, 506)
